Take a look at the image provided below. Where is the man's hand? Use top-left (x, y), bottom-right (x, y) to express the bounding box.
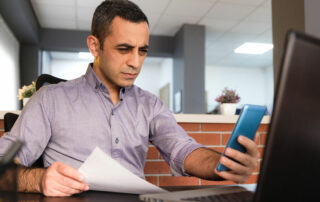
top-left (41, 162), bottom-right (89, 197)
top-left (215, 135), bottom-right (259, 184)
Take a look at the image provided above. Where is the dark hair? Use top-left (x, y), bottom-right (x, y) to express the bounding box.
top-left (91, 0), bottom-right (149, 50)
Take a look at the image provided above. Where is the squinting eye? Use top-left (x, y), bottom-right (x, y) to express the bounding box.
top-left (139, 50), bottom-right (148, 54)
top-left (118, 48), bottom-right (129, 53)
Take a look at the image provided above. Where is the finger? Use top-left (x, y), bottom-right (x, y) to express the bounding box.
top-left (214, 169), bottom-right (247, 184)
top-left (43, 180), bottom-right (83, 197)
top-left (225, 147), bottom-right (251, 167)
top-left (54, 180), bottom-right (86, 196)
top-left (219, 156), bottom-right (248, 175)
top-left (57, 174), bottom-right (89, 192)
top-left (56, 163), bottom-right (85, 182)
top-left (237, 136), bottom-right (259, 158)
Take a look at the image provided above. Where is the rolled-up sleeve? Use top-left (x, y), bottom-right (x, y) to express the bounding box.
top-left (149, 97), bottom-right (203, 176)
top-left (0, 88), bottom-right (52, 167)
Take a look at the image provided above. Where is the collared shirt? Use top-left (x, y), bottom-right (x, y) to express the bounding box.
top-left (0, 64), bottom-right (203, 178)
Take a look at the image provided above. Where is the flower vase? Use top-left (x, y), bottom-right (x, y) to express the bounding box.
top-left (220, 103), bottom-right (237, 115)
top-left (23, 98), bottom-right (30, 107)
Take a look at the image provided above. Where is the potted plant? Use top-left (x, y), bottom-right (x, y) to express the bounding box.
top-left (215, 87), bottom-right (240, 115)
top-left (18, 81), bottom-right (36, 106)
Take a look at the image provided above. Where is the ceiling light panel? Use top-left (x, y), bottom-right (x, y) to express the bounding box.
top-left (234, 42), bottom-right (273, 54)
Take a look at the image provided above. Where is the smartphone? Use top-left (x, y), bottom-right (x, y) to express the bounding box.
top-left (216, 104), bottom-right (266, 172)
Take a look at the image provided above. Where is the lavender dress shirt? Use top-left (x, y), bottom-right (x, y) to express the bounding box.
top-left (0, 64), bottom-right (203, 179)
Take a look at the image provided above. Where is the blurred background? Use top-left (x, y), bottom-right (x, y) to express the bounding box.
top-left (1, 0), bottom-right (318, 114)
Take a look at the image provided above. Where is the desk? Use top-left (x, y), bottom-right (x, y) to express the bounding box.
top-left (0, 184), bottom-right (256, 202)
top-left (1, 191), bottom-right (141, 202)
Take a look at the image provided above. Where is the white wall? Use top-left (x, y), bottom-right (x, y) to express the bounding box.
top-left (45, 59), bottom-right (91, 80)
top-left (135, 62), bottom-right (162, 97)
top-left (206, 65), bottom-right (274, 114)
top-left (264, 65), bottom-right (274, 114)
top-left (0, 15), bottom-right (20, 110)
top-left (41, 51), bottom-right (52, 75)
top-left (159, 58), bottom-right (173, 111)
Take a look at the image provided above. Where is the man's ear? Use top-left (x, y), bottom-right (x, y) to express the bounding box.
top-left (87, 35), bottom-right (100, 57)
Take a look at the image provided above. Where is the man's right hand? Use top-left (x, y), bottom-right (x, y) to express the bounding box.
top-left (40, 162), bottom-right (89, 197)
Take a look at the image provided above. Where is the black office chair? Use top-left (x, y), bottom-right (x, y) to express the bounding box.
top-left (36, 74), bottom-right (66, 91)
top-left (4, 113), bottom-right (19, 133)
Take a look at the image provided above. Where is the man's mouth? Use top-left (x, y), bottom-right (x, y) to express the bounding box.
top-left (122, 72), bottom-right (137, 79)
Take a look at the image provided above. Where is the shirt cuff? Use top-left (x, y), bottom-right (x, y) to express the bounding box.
top-left (170, 142), bottom-right (204, 176)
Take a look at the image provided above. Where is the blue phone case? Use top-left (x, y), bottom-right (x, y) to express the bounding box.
top-left (216, 104), bottom-right (266, 172)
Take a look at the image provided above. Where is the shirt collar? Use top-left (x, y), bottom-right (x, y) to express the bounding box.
top-left (85, 63), bottom-right (133, 95)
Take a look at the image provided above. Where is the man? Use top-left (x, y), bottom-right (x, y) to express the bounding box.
top-left (0, 0), bottom-right (259, 197)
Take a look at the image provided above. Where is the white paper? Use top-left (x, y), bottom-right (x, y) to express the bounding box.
top-left (78, 147), bottom-right (167, 194)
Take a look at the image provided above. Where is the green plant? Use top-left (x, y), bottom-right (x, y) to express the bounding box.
top-left (215, 87), bottom-right (240, 103)
top-left (18, 81), bottom-right (36, 100)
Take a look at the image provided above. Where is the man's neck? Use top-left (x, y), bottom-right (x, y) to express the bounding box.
top-left (92, 65), bottom-right (120, 105)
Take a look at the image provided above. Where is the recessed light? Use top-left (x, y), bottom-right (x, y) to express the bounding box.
top-left (234, 42), bottom-right (273, 55)
top-left (78, 52), bottom-right (93, 59)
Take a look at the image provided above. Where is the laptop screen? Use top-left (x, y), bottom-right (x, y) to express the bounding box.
top-left (254, 31), bottom-right (320, 202)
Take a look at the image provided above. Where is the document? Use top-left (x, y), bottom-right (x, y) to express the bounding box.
top-left (78, 147), bottom-right (168, 194)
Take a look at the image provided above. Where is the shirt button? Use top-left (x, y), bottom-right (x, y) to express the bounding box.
top-left (115, 138), bottom-right (119, 144)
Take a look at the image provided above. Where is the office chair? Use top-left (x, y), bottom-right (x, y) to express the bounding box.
top-left (3, 112), bottom-right (43, 167)
top-left (4, 113), bottom-right (19, 133)
top-left (36, 74), bottom-right (66, 91)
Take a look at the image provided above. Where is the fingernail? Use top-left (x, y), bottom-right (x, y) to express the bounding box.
top-left (85, 185), bottom-right (89, 191)
top-left (79, 175), bottom-right (85, 181)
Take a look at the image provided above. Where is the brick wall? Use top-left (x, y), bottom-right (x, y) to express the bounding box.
top-left (145, 122), bottom-right (268, 186)
top-left (0, 118), bottom-right (268, 187)
top-left (0, 120), bottom-right (4, 138)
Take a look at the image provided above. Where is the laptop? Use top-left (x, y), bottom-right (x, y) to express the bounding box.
top-left (140, 30), bottom-right (320, 202)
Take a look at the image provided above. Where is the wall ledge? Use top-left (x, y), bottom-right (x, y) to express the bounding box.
top-left (174, 114), bottom-right (270, 124)
top-left (0, 111), bottom-right (271, 124)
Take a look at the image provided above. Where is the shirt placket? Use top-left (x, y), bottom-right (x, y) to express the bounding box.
top-left (103, 88), bottom-right (125, 159)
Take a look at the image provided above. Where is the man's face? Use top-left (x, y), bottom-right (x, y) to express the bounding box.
top-left (95, 16), bottom-right (149, 90)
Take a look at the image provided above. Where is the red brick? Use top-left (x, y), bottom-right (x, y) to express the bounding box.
top-left (260, 133), bottom-right (267, 145)
top-left (179, 123), bottom-right (200, 132)
top-left (254, 134), bottom-right (260, 145)
top-left (223, 133), bottom-right (259, 146)
top-left (258, 147), bottom-right (265, 159)
top-left (147, 147), bottom-right (159, 159)
top-left (0, 131), bottom-right (4, 138)
top-left (188, 133), bottom-right (220, 145)
top-left (159, 176), bottom-right (199, 186)
top-left (244, 174), bottom-right (259, 184)
top-left (201, 179), bottom-right (235, 185)
top-left (201, 174), bottom-right (259, 185)
top-left (146, 176), bottom-right (158, 186)
top-left (144, 161), bottom-right (170, 174)
top-left (222, 133), bottom-right (231, 145)
top-left (202, 123), bottom-right (235, 132)
top-left (253, 161), bottom-right (259, 173)
top-left (0, 120), bottom-right (4, 129)
top-left (257, 124), bottom-right (269, 132)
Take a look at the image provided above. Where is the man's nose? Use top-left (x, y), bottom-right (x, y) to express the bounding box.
top-left (127, 52), bottom-right (140, 69)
